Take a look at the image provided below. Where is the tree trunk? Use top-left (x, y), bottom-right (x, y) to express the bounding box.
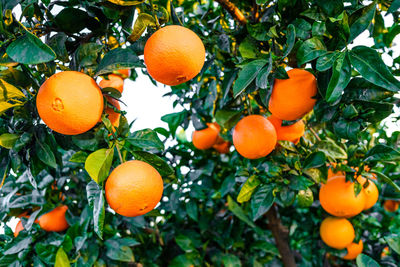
top-left (266, 206), bottom-right (297, 267)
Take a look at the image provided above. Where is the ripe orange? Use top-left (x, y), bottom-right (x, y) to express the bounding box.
top-left (105, 160), bottom-right (164, 217)
top-left (357, 176), bottom-right (379, 210)
top-left (99, 74), bottom-right (124, 93)
top-left (36, 71), bottom-right (104, 135)
top-left (343, 240), bottom-right (364, 260)
top-left (319, 175), bottom-right (366, 218)
top-left (233, 115), bottom-right (277, 159)
top-left (384, 200), bottom-right (399, 212)
top-left (38, 205), bottom-right (69, 232)
top-left (192, 123), bottom-right (220, 150)
top-left (267, 115), bottom-right (304, 143)
top-left (269, 68), bottom-right (317, 121)
top-left (320, 217), bottom-right (355, 249)
top-left (381, 246), bottom-right (390, 258)
top-left (113, 69), bottom-right (131, 79)
top-left (104, 96), bottom-right (121, 128)
top-left (213, 139), bottom-right (231, 154)
top-left (14, 221), bottom-right (24, 237)
top-left (144, 25), bottom-right (205, 86)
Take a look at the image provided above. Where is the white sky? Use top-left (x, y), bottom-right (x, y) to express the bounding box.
top-left (1, 3), bottom-right (399, 234)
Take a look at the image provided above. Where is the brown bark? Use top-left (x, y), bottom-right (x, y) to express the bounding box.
top-left (214, 0), bottom-right (248, 25)
top-left (266, 206), bottom-right (297, 267)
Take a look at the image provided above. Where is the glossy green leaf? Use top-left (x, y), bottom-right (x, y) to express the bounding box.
top-left (35, 141), bottom-right (57, 168)
top-left (237, 176), bottom-right (260, 203)
top-left (186, 201), bottom-right (198, 221)
top-left (297, 188), bottom-right (314, 207)
top-left (303, 151), bottom-right (326, 169)
top-left (87, 181), bottom-right (105, 239)
top-left (356, 254), bottom-right (380, 267)
top-left (6, 32), bottom-right (56, 64)
top-left (55, 247), bottom-right (70, 267)
top-left (96, 48), bottom-right (143, 76)
top-left (233, 59), bottom-right (267, 98)
top-left (256, 54), bottom-right (273, 89)
top-left (251, 185), bottom-right (275, 221)
top-left (296, 37), bottom-right (327, 65)
top-left (69, 151), bottom-right (88, 163)
top-left (326, 52), bottom-right (351, 103)
top-left (222, 254), bottom-right (242, 267)
top-left (0, 133), bottom-right (18, 149)
top-left (161, 110), bottom-right (188, 137)
top-left (227, 195), bottom-right (256, 228)
top-left (105, 239), bottom-right (135, 262)
top-left (349, 46), bottom-right (400, 92)
top-left (84, 148), bottom-right (114, 184)
top-left (131, 151), bottom-right (174, 177)
top-left (215, 109), bottom-right (242, 130)
top-left (316, 140), bottom-right (347, 160)
top-left (128, 13), bottom-right (156, 42)
top-left (127, 128), bottom-right (164, 151)
top-left (282, 24), bottom-right (296, 58)
top-left (348, 3), bottom-right (376, 42)
top-left (315, 0), bottom-right (343, 17)
top-left (384, 235), bottom-right (400, 255)
top-left (365, 144), bottom-right (400, 162)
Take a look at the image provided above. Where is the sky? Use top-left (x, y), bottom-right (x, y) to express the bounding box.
top-left (1, 3), bottom-right (399, 234)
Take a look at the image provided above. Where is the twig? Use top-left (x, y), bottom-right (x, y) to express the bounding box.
top-left (214, 0), bottom-right (248, 25)
top-left (307, 124), bottom-right (321, 142)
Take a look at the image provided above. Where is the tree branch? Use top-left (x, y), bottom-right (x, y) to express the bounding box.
top-left (214, 0), bottom-right (248, 25)
top-left (266, 206), bottom-right (297, 267)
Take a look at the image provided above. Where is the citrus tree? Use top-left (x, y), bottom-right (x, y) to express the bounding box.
top-left (1, 0), bottom-right (400, 266)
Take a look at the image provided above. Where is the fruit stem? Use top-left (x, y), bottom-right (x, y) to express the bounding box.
top-left (115, 143), bottom-right (124, 164)
top-left (306, 123), bottom-right (321, 142)
top-left (149, 0), bottom-right (161, 29)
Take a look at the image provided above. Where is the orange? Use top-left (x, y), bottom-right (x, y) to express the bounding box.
top-left (104, 96), bottom-right (121, 128)
top-left (381, 246), bottom-right (390, 258)
top-left (38, 205), bottom-right (69, 232)
top-left (269, 68), bottom-right (317, 121)
top-left (233, 115), bottom-right (277, 159)
top-left (113, 69), bottom-right (131, 79)
top-left (144, 25), bottom-right (205, 86)
top-left (14, 221), bottom-right (24, 237)
top-left (319, 175), bottom-right (366, 218)
top-left (213, 136), bottom-right (231, 154)
top-left (320, 217), bottom-right (355, 249)
top-left (267, 115), bottom-right (305, 143)
top-left (384, 200), bottom-right (399, 212)
top-left (105, 160), bottom-right (164, 217)
top-left (99, 74), bottom-right (124, 93)
top-left (343, 240), bottom-right (364, 260)
top-left (192, 123), bottom-right (220, 150)
top-left (36, 71), bottom-right (104, 135)
top-left (357, 176), bottom-right (379, 210)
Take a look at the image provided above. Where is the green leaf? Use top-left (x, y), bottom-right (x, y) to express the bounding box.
top-left (169, 255), bottom-right (194, 267)
top-left (333, 119), bottom-right (360, 140)
top-left (175, 235), bottom-right (196, 253)
top-left (315, 140), bottom-right (347, 160)
top-left (161, 110), bottom-right (188, 137)
top-left (388, 0), bottom-right (400, 13)
top-left (233, 59), bottom-right (267, 98)
top-left (348, 3), bottom-right (376, 42)
top-left (326, 52), bottom-right (351, 103)
top-left (239, 37), bottom-right (260, 59)
top-left (303, 151), bottom-right (326, 169)
top-left (356, 254), bottom-right (380, 267)
top-left (87, 181), bottom-right (105, 239)
top-left (256, 54), bottom-right (273, 89)
top-left (128, 13), bottom-right (156, 42)
top-left (55, 247), bottom-right (70, 267)
top-left (297, 188), bottom-right (314, 207)
top-left (131, 151), bottom-right (174, 177)
top-left (215, 109), bottom-right (242, 130)
top-left (227, 195), bottom-right (256, 228)
top-left (96, 48), bottom-right (143, 76)
top-left (186, 201), bottom-right (198, 221)
top-left (384, 235), bottom-right (400, 255)
top-left (0, 133), bottom-right (18, 149)
top-left (349, 46), bottom-right (400, 92)
top-left (35, 141), bottom-right (57, 168)
top-left (315, 0), bottom-right (343, 17)
top-left (68, 151), bottom-right (88, 163)
top-left (84, 148), bottom-right (114, 184)
top-left (0, 79), bottom-right (26, 101)
top-left (105, 239), bottom-right (135, 262)
top-left (251, 185), bottom-right (275, 221)
top-left (296, 37), bottom-right (327, 65)
top-left (237, 176), bottom-right (261, 203)
top-left (365, 144), bottom-right (400, 162)
top-left (4, 236), bottom-right (33, 255)
top-left (127, 128), bottom-right (164, 151)
top-left (282, 24), bottom-right (296, 58)
top-left (222, 254), bottom-right (242, 267)
top-left (372, 171), bottom-right (400, 193)
top-left (6, 32), bottom-right (56, 64)
top-left (55, 8), bottom-right (95, 34)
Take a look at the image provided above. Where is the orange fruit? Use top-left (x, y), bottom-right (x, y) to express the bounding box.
top-left (213, 136), bottom-right (231, 154)
top-left (113, 69), bottom-right (131, 79)
top-left (267, 115), bottom-right (305, 143)
top-left (105, 160), bottom-right (164, 217)
top-left (233, 115), bottom-right (277, 159)
top-left (343, 240), bottom-right (364, 260)
top-left (104, 96), bottom-right (121, 128)
top-left (192, 123), bottom-right (220, 150)
top-left (14, 221), bottom-right (24, 237)
top-left (144, 25), bottom-right (205, 86)
top-left (99, 74), bottom-right (124, 93)
top-left (381, 246), bottom-right (390, 258)
top-left (319, 175), bottom-right (366, 218)
top-left (384, 200), bottom-right (399, 212)
top-left (269, 68), bottom-right (317, 121)
top-left (36, 71), bottom-right (104, 135)
top-left (320, 217), bottom-right (355, 249)
top-left (38, 205), bottom-right (69, 232)
top-left (357, 176), bottom-right (379, 210)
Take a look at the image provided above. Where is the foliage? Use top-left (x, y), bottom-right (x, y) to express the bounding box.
top-left (1, 0), bottom-right (400, 266)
